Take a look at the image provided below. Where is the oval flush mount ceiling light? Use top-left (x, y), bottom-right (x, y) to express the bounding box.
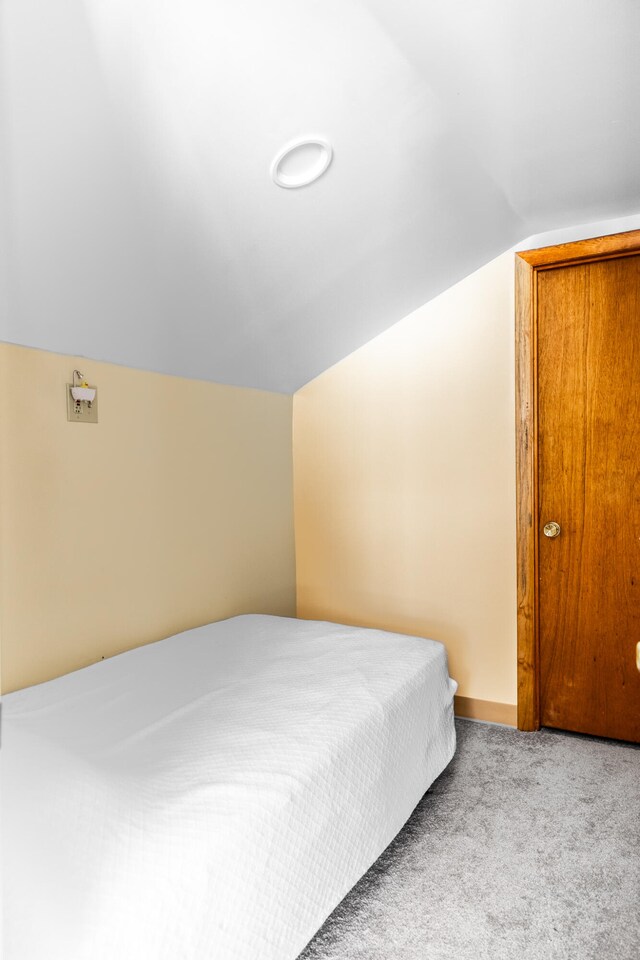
top-left (270, 137), bottom-right (333, 189)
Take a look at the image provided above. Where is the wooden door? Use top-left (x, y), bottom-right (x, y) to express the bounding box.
top-left (536, 254), bottom-right (640, 742)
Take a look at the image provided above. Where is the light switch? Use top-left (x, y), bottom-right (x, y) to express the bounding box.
top-left (67, 384), bottom-right (98, 423)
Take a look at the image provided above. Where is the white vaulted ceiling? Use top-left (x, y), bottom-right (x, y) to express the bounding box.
top-left (1, 0), bottom-right (639, 392)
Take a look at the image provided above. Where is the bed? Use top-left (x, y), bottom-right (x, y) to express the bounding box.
top-left (1, 614), bottom-right (457, 959)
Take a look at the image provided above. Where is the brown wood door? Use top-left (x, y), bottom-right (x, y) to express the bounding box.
top-left (537, 254), bottom-right (640, 742)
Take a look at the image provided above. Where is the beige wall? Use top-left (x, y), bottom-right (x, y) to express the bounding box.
top-left (293, 251), bottom-right (517, 705)
top-left (0, 343), bottom-right (295, 693)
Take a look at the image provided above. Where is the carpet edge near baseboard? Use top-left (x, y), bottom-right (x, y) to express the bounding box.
top-left (454, 696), bottom-right (517, 727)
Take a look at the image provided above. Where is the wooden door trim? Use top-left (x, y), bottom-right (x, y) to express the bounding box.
top-left (515, 228), bottom-right (640, 731)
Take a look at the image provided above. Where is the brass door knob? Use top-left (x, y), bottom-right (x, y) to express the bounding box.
top-left (543, 521), bottom-right (561, 538)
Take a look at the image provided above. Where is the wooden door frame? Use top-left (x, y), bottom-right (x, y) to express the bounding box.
top-left (515, 228), bottom-right (640, 731)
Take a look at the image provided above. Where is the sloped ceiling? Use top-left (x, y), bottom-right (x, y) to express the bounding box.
top-left (1, 0), bottom-right (639, 392)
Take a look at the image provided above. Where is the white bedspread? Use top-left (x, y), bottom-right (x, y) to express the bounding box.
top-left (1, 615), bottom-right (456, 960)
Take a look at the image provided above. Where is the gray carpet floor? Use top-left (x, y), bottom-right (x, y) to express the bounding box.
top-left (299, 718), bottom-right (640, 960)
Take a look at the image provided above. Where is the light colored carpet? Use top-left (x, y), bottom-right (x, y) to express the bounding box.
top-left (299, 718), bottom-right (640, 960)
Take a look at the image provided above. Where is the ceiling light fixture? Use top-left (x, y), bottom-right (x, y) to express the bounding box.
top-left (270, 137), bottom-right (333, 189)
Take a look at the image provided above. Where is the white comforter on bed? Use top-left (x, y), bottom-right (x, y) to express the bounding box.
top-left (1, 615), bottom-right (456, 960)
